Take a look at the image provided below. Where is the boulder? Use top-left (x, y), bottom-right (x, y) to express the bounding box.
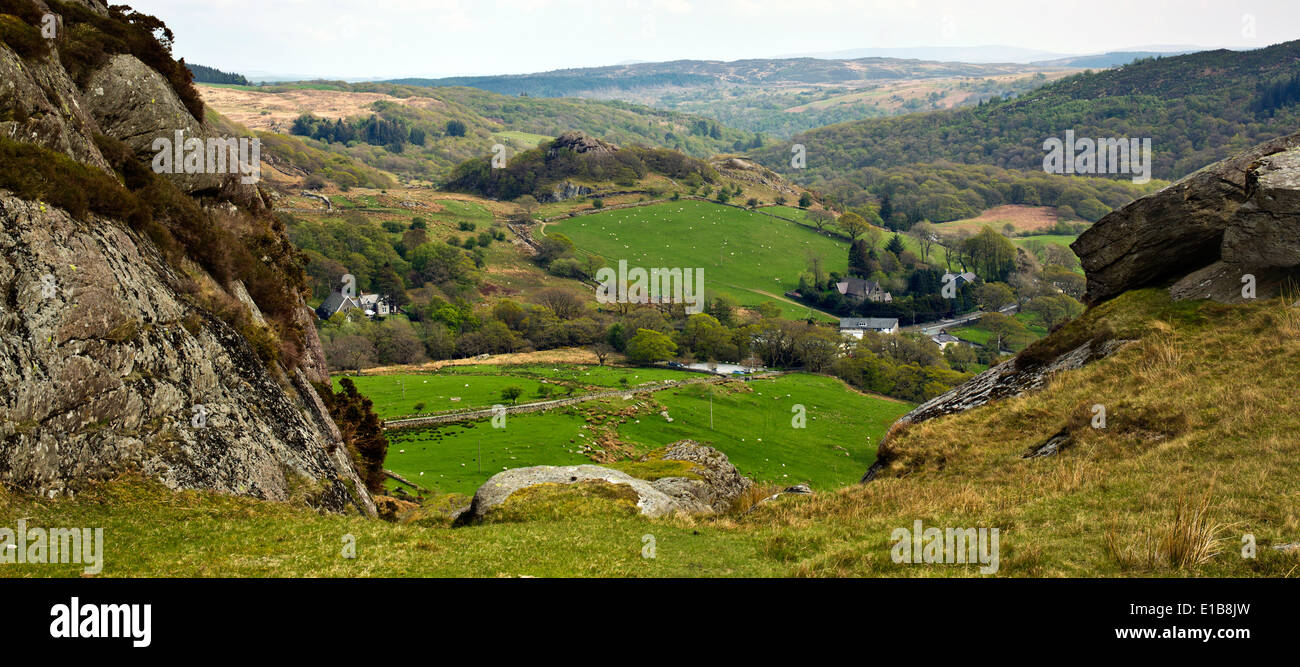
top-left (646, 440), bottom-right (752, 513)
top-left (1074, 131), bottom-right (1300, 304)
top-left (456, 465), bottom-right (693, 524)
top-left (456, 442), bottom-right (751, 523)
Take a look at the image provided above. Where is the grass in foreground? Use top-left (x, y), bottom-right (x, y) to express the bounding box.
top-left (381, 373), bottom-right (912, 496)
top-left (4, 291), bottom-right (1299, 577)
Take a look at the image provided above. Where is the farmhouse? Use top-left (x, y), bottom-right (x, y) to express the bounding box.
top-left (839, 317), bottom-right (900, 339)
top-left (836, 277), bottom-right (892, 303)
top-left (942, 272), bottom-right (978, 288)
top-left (316, 291), bottom-right (397, 320)
top-left (930, 330), bottom-right (962, 349)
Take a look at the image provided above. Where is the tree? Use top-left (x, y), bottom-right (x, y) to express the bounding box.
top-left (837, 212), bottom-right (870, 241)
top-left (446, 119), bottom-right (467, 137)
top-left (625, 328), bottom-right (677, 364)
top-left (848, 239), bottom-right (871, 278)
top-left (962, 227), bottom-right (1017, 281)
top-left (979, 312), bottom-right (1029, 351)
top-left (974, 282), bottom-right (1015, 311)
top-left (798, 192), bottom-right (813, 208)
top-left (513, 194), bottom-right (539, 219)
top-left (757, 302), bottom-right (783, 319)
top-left (323, 335), bottom-right (377, 371)
top-left (885, 233), bottom-right (906, 256)
top-left (591, 342), bottom-right (614, 366)
top-left (535, 287), bottom-right (584, 320)
top-left (1024, 293), bottom-right (1084, 329)
top-left (943, 342), bottom-right (977, 372)
top-left (535, 233), bottom-right (575, 267)
top-left (316, 378), bottom-right (388, 494)
top-left (1042, 265), bottom-right (1086, 299)
top-left (501, 385), bottom-right (523, 404)
top-left (908, 220), bottom-right (937, 262)
top-left (706, 294), bottom-right (739, 326)
top-left (807, 209), bottom-right (834, 231)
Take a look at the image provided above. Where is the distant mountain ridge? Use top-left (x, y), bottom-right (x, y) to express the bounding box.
top-left (751, 40), bottom-right (1300, 186)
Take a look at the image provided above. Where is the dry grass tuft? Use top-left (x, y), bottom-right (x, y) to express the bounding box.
top-left (1106, 489), bottom-right (1230, 571)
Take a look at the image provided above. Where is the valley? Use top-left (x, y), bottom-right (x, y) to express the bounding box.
top-left (2, 0), bottom-right (1299, 591)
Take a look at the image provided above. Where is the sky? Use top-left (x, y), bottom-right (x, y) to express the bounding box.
top-left (124, 0), bottom-right (1298, 79)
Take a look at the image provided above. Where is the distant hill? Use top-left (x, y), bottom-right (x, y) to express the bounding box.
top-left (198, 81), bottom-right (759, 184)
top-left (1029, 50), bottom-right (1197, 68)
top-left (752, 41), bottom-right (1300, 185)
top-left (186, 63), bottom-right (249, 86)
top-left (384, 57), bottom-right (1074, 137)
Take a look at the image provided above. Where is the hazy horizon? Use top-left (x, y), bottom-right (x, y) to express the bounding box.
top-left (124, 0), bottom-right (1294, 80)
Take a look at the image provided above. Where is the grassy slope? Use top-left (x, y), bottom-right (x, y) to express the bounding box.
top-left (336, 364), bottom-right (695, 419)
top-left (550, 200), bottom-right (845, 320)
top-left (5, 292), bottom-right (1297, 578)
top-left (381, 373), bottom-right (913, 496)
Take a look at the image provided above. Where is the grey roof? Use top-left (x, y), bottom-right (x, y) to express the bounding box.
top-left (932, 332), bottom-right (961, 343)
top-left (839, 317), bottom-right (899, 330)
top-left (316, 292), bottom-right (360, 318)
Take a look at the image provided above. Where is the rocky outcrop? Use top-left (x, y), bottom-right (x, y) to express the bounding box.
top-left (547, 131), bottom-right (617, 157)
top-left (1074, 130), bottom-right (1300, 304)
top-left (82, 53), bottom-right (265, 210)
top-left (0, 195), bottom-right (374, 514)
top-left (862, 338), bottom-right (1133, 482)
top-left (455, 442), bottom-right (751, 523)
top-left (0, 3), bottom-right (375, 515)
top-left (544, 182), bottom-right (594, 203)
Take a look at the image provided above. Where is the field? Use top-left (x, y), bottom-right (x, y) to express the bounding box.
top-left (335, 363), bottom-right (696, 419)
top-left (381, 373), bottom-right (914, 496)
top-left (937, 205), bottom-right (1062, 235)
top-left (550, 200), bottom-right (846, 320)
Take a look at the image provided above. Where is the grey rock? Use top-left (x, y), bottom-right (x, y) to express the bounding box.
top-left (546, 182), bottom-right (594, 203)
top-left (1074, 131), bottom-right (1300, 304)
top-left (457, 442), bottom-right (752, 523)
top-left (0, 195), bottom-right (375, 515)
top-left (81, 54), bottom-right (264, 210)
top-left (1023, 428), bottom-right (1073, 458)
top-left (649, 440), bottom-right (752, 513)
top-left (0, 39), bottom-right (112, 172)
top-left (457, 465), bottom-right (695, 523)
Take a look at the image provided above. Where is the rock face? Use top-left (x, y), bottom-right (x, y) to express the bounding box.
top-left (545, 182), bottom-right (595, 203)
top-left (0, 2), bottom-right (375, 515)
top-left (0, 195), bottom-right (372, 513)
top-left (547, 131), bottom-right (617, 157)
top-left (862, 338), bottom-right (1133, 482)
top-left (456, 442), bottom-right (751, 523)
top-left (1074, 130), bottom-right (1300, 304)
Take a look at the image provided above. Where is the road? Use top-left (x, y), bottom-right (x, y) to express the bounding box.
top-left (903, 303), bottom-right (1020, 335)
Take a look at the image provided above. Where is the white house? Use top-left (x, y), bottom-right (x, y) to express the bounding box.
top-left (839, 317), bottom-right (900, 339)
top-left (930, 330), bottom-right (962, 349)
top-left (316, 291), bottom-right (396, 320)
